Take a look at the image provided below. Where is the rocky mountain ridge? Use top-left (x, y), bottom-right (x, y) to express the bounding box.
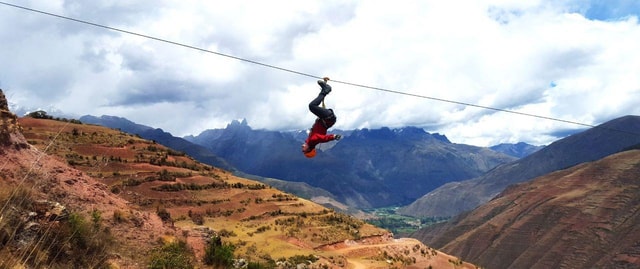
top-left (399, 115), bottom-right (640, 217)
top-left (184, 120), bottom-right (518, 208)
top-left (490, 141), bottom-right (545, 158)
top-left (83, 115), bottom-right (523, 209)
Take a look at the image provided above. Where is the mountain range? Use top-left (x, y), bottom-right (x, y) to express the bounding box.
top-left (81, 114), bottom-right (640, 219)
top-left (83, 115), bottom-right (522, 209)
top-left (398, 115), bottom-right (640, 218)
top-left (490, 142), bottom-right (545, 158)
top-left (8, 90), bottom-right (640, 268)
top-left (3, 92), bottom-right (477, 268)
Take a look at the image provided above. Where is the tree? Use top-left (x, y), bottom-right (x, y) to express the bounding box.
top-left (27, 110), bottom-right (52, 119)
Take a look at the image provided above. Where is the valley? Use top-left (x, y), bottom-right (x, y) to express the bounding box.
top-left (7, 114), bottom-right (477, 268)
top-left (363, 207), bottom-right (449, 236)
top-left (9, 100), bottom-right (640, 268)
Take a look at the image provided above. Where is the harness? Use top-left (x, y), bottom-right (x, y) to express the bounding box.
top-left (319, 112), bottom-right (336, 129)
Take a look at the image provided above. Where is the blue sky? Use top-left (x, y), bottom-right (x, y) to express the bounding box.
top-left (1, 0), bottom-right (640, 146)
top-left (582, 0), bottom-right (640, 20)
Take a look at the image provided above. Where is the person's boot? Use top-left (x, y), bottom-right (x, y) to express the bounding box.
top-left (318, 80), bottom-right (332, 95)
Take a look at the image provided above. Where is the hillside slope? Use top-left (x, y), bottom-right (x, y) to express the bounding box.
top-left (1, 97), bottom-right (172, 268)
top-left (81, 115), bottom-right (349, 213)
top-left (411, 149), bottom-right (640, 269)
top-left (400, 115), bottom-right (640, 217)
top-left (14, 115), bottom-right (477, 268)
top-left (80, 115), bottom-right (235, 171)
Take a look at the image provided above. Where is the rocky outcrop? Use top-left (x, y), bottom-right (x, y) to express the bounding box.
top-left (0, 89), bottom-right (27, 150)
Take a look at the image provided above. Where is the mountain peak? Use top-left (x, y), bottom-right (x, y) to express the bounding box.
top-left (490, 142), bottom-right (544, 158)
top-left (350, 126), bottom-right (451, 143)
top-left (226, 118), bottom-right (251, 130)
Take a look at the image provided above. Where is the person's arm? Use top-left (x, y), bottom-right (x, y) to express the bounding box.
top-left (310, 133), bottom-right (338, 144)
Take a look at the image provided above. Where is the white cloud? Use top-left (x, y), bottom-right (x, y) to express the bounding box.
top-left (1, 0), bottom-right (639, 146)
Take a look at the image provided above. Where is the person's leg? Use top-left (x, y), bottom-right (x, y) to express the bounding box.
top-left (318, 79), bottom-right (332, 95)
top-left (309, 94), bottom-right (333, 118)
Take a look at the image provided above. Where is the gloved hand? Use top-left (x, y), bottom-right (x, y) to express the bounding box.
top-left (334, 134), bottom-right (342, 140)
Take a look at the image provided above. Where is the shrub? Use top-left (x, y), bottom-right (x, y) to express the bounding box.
top-left (27, 110), bottom-right (52, 119)
top-left (288, 254), bottom-right (318, 265)
top-left (248, 261), bottom-right (269, 269)
top-left (91, 209), bottom-right (102, 229)
top-left (149, 240), bottom-right (194, 269)
top-left (218, 229), bottom-right (237, 237)
top-left (190, 212), bottom-right (204, 225)
top-left (157, 207), bottom-right (171, 222)
top-left (43, 212), bottom-right (113, 268)
top-left (0, 187), bottom-right (113, 268)
top-left (110, 185), bottom-right (121, 194)
top-left (113, 210), bottom-right (126, 223)
top-left (203, 235), bottom-right (235, 267)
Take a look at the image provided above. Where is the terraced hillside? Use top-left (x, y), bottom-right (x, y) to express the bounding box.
top-left (14, 116), bottom-right (477, 268)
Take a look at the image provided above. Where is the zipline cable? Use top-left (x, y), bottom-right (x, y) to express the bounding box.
top-left (0, 1), bottom-right (318, 80)
top-left (2, 1), bottom-right (639, 136)
top-left (332, 79), bottom-right (598, 128)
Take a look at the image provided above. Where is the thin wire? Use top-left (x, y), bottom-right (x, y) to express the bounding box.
top-left (0, 1), bottom-right (318, 80)
top-left (1, 1), bottom-right (639, 136)
top-left (332, 79), bottom-right (599, 128)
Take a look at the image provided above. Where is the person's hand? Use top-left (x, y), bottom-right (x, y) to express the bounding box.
top-left (334, 134), bottom-right (342, 140)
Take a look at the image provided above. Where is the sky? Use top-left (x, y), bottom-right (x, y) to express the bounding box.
top-left (1, 0), bottom-right (640, 147)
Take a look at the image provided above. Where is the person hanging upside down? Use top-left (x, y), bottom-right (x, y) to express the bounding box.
top-left (301, 77), bottom-right (342, 158)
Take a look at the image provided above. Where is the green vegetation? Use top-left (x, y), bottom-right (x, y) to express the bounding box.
top-left (149, 240), bottom-right (194, 269)
top-left (203, 235), bottom-right (235, 267)
top-left (285, 254), bottom-right (319, 265)
top-left (152, 181), bottom-right (266, 192)
top-left (364, 207), bottom-right (449, 235)
top-left (27, 110), bottom-right (82, 124)
top-left (248, 261), bottom-right (270, 269)
top-left (0, 187), bottom-right (113, 269)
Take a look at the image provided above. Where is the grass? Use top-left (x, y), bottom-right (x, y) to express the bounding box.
top-left (149, 239), bottom-right (194, 269)
top-left (0, 185), bottom-right (114, 269)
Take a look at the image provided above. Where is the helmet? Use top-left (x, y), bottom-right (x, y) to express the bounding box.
top-left (304, 148), bottom-right (317, 158)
